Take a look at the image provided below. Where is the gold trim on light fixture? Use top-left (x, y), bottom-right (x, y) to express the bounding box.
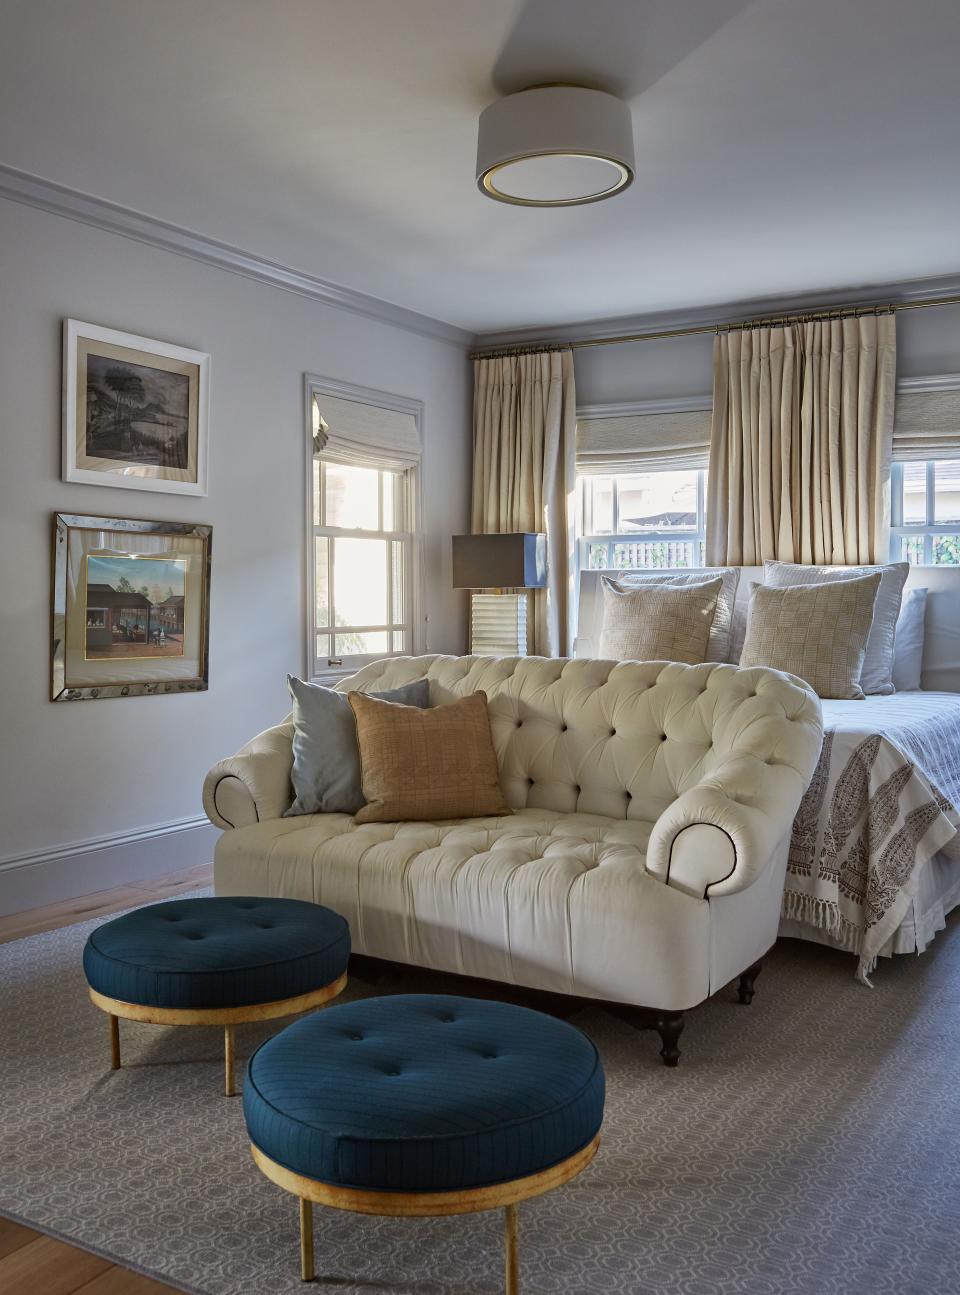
top-left (479, 151), bottom-right (634, 208)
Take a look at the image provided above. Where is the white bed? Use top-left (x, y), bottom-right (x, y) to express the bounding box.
top-left (577, 565), bottom-right (960, 979)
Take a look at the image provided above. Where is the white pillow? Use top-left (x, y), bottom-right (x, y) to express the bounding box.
top-left (614, 567), bottom-right (740, 663)
top-left (762, 561), bottom-right (909, 695)
top-left (892, 588), bottom-right (927, 692)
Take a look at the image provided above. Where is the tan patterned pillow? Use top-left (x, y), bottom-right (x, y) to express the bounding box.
top-left (598, 576), bottom-right (723, 664)
top-left (740, 574), bottom-right (882, 699)
top-left (349, 690), bottom-right (510, 823)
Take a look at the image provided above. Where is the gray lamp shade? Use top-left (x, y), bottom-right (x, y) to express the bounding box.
top-left (452, 533), bottom-right (547, 590)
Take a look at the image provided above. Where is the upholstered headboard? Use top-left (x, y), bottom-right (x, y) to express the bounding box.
top-left (576, 565), bottom-right (960, 693)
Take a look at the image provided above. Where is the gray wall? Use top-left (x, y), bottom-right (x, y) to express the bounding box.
top-left (0, 198), bottom-right (471, 910)
top-left (574, 304), bottom-right (960, 406)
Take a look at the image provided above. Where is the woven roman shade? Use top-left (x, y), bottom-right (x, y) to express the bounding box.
top-left (313, 391), bottom-right (420, 470)
top-left (892, 388), bottom-right (960, 461)
top-left (576, 407), bottom-right (711, 475)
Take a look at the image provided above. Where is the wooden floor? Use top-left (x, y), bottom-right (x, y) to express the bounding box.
top-left (0, 862), bottom-right (212, 1293)
top-left (0, 862), bottom-right (212, 945)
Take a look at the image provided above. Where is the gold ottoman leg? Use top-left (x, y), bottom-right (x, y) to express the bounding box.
top-left (224, 1025), bottom-right (235, 1097)
top-left (299, 1197), bottom-right (315, 1281)
top-left (504, 1202), bottom-right (519, 1295)
top-left (109, 1014), bottom-right (121, 1070)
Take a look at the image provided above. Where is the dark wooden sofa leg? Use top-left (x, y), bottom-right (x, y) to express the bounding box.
top-left (737, 960), bottom-right (763, 1005)
top-left (655, 1012), bottom-right (684, 1067)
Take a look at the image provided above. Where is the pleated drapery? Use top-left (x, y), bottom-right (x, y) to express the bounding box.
top-left (471, 350), bottom-right (576, 656)
top-left (706, 314), bottom-right (897, 565)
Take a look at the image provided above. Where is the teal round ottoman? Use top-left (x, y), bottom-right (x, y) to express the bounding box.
top-left (83, 896), bottom-right (350, 1095)
top-left (243, 994), bottom-right (605, 1291)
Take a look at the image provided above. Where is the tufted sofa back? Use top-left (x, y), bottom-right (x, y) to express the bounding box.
top-left (338, 656), bottom-right (821, 827)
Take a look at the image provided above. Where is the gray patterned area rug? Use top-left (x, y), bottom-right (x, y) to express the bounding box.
top-left (2, 895), bottom-right (960, 1295)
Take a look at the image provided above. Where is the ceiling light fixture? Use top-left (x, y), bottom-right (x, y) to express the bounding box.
top-left (476, 85), bottom-right (635, 207)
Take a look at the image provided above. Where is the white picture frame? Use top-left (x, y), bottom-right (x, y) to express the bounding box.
top-left (63, 319), bottom-right (210, 496)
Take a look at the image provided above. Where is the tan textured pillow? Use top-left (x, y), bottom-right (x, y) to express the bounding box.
top-left (598, 576), bottom-right (723, 664)
top-left (740, 573), bottom-right (882, 699)
top-left (349, 690), bottom-right (510, 824)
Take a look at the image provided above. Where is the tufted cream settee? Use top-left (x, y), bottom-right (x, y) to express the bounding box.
top-left (203, 657), bottom-right (823, 1064)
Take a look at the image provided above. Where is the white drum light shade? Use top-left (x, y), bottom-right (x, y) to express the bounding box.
top-left (476, 86), bottom-right (635, 207)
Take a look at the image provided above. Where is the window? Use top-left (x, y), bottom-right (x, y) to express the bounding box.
top-left (578, 469), bottom-right (707, 571)
top-left (306, 378), bottom-right (422, 680)
top-left (890, 460), bottom-right (960, 565)
top-left (310, 457), bottom-right (415, 675)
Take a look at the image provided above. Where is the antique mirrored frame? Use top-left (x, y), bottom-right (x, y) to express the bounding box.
top-left (52, 513), bottom-right (212, 701)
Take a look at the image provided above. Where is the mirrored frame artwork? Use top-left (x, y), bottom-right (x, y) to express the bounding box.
top-left (52, 513), bottom-right (212, 701)
top-left (62, 319), bottom-right (210, 496)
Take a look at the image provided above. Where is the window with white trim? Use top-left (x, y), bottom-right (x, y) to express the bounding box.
top-left (890, 460), bottom-right (960, 565)
top-left (306, 381), bottom-right (421, 679)
top-left (578, 468), bottom-right (708, 571)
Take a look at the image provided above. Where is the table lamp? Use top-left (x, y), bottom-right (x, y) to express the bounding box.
top-left (452, 533), bottom-right (547, 655)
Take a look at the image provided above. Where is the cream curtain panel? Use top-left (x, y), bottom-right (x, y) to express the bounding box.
top-left (706, 314), bottom-right (897, 565)
top-left (471, 350), bottom-right (576, 656)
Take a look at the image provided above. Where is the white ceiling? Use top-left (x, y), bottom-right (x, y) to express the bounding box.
top-left (2, 0), bottom-right (959, 335)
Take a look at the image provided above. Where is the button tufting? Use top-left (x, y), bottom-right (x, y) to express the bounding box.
top-left (349, 1032), bottom-right (363, 1041)
top-left (609, 728), bottom-right (616, 737)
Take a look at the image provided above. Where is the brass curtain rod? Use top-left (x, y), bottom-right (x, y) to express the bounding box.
top-left (469, 291), bottom-right (960, 360)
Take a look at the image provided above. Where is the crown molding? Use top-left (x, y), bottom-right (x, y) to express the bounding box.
top-left (476, 271), bottom-right (960, 349)
top-left (0, 163), bottom-right (472, 347)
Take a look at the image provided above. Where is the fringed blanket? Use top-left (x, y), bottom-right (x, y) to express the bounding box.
top-left (781, 693), bottom-right (960, 983)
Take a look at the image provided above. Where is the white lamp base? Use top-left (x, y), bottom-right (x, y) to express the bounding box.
top-left (470, 593), bottom-right (529, 656)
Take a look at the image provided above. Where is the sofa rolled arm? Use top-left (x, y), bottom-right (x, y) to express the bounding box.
top-left (645, 754), bottom-right (807, 899)
top-left (202, 721), bottom-right (294, 830)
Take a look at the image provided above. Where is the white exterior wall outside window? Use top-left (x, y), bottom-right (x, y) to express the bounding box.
top-left (305, 377), bottom-right (422, 681)
top-left (890, 460), bottom-right (960, 565)
top-left (577, 468), bottom-right (707, 571)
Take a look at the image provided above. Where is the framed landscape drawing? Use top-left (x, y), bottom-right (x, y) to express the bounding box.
top-left (52, 513), bottom-right (212, 701)
top-left (63, 320), bottom-right (210, 495)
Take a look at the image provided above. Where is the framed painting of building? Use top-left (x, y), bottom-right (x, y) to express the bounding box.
top-left (52, 513), bottom-right (212, 701)
top-left (62, 320), bottom-right (210, 496)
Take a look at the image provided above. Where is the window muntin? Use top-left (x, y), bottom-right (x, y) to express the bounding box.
top-left (311, 457), bottom-right (414, 674)
top-left (890, 460), bottom-right (960, 565)
top-left (578, 468), bottom-right (707, 571)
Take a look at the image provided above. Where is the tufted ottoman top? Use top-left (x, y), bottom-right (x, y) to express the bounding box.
top-left (83, 896), bottom-right (350, 1010)
top-left (243, 994), bottom-right (604, 1193)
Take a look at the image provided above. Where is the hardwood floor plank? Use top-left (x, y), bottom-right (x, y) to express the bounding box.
top-left (0, 1235), bottom-right (111, 1294)
top-left (0, 888), bottom-right (150, 944)
top-left (0, 1215), bottom-right (36, 1260)
top-left (75, 1262), bottom-right (179, 1293)
top-left (0, 865), bottom-right (213, 945)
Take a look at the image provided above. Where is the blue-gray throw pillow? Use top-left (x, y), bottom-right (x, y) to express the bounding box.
top-left (285, 675), bottom-right (431, 817)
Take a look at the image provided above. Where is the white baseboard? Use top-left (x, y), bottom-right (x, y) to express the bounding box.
top-left (0, 815), bottom-right (218, 917)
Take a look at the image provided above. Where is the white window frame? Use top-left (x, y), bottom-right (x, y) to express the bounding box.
top-left (304, 376), bottom-right (423, 683)
top-left (577, 468), bottom-right (707, 571)
top-left (890, 460), bottom-right (960, 565)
